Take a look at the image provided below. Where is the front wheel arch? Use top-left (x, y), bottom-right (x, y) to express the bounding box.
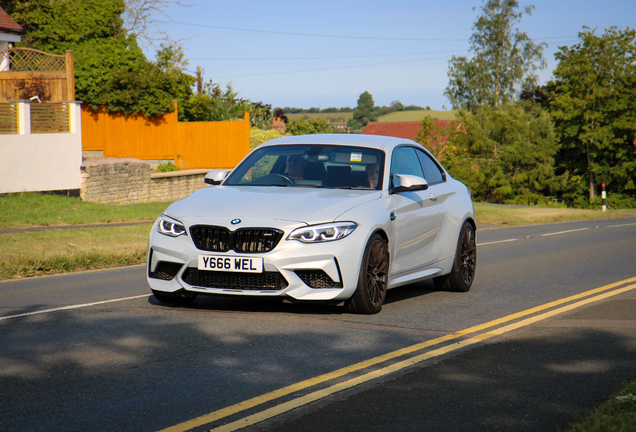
top-left (345, 232), bottom-right (390, 314)
top-left (434, 220), bottom-right (476, 292)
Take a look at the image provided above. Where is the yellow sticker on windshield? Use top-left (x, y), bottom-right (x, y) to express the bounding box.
top-left (350, 153), bottom-right (362, 162)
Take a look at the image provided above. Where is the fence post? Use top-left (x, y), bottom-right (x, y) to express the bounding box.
top-left (67, 101), bottom-right (82, 134)
top-left (12, 100), bottom-right (31, 134)
top-left (65, 51), bottom-right (75, 101)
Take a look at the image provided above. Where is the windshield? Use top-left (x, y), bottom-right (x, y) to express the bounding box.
top-left (225, 144), bottom-right (385, 190)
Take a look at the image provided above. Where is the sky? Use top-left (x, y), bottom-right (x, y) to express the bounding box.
top-left (148, 0), bottom-right (636, 111)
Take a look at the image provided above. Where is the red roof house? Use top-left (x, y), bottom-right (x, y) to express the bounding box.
top-left (1, 6), bottom-right (25, 71)
top-left (361, 120), bottom-right (457, 160)
top-left (361, 121), bottom-right (422, 140)
top-left (0, 6), bottom-right (24, 37)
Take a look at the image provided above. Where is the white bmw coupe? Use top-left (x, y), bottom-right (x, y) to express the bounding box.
top-left (147, 134), bottom-right (476, 314)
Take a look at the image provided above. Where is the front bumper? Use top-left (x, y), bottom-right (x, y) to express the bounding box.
top-left (146, 218), bottom-right (366, 301)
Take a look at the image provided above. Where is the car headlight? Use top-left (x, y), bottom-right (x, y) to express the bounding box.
top-left (157, 215), bottom-right (186, 237)
top-left (288, 222), bottom-right (357, 243)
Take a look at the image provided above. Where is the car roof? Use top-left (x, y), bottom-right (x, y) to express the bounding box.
top-left (260, 134), bottom-right (419, 151)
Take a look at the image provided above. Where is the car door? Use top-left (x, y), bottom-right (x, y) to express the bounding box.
top-left (389, 146), bottom-right (442, 276)
top-left (415, 147), bottom-right (457, 263)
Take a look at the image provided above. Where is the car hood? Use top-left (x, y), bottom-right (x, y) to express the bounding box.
top-left (164, 186), bottom-right (382, 225)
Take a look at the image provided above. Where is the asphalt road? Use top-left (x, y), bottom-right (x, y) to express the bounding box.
top-left (1, 218), bottom-right (635, 432)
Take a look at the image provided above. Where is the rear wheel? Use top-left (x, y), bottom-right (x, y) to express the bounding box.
top-left (152, 289), bottom-right (198, 304)
top-left (346, 233), bottom-right (389, 314)
top-left (434, 221), bottom-right (476, 292)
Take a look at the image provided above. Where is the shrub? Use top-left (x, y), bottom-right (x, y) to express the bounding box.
top-left (156, 161), bottom-right (178, 172)
top-left (286, 117), bottom-right (334, 135)
top-left (250, 127), bottom-right (283, 150)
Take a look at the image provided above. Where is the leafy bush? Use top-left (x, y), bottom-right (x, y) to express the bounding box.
top-left (156, 161), bottom-right (178, 172)
top-left (286, 117), bottom-right (334, 135)
top-left (182, 82), bottom-right (272, 127)
top-left (577, 193), bottom-right (636, 210)
top-left (440, 103), bottom-right (570, 205)
top-left (250, 128), bottom-right (283, 150)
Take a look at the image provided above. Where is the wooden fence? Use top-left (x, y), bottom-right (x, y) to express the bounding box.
top-left (0, 102), bottom-right (17, 134)
top-left (0, 101), bottom-right (73, 134)
top-left (31, 103), bottom-right (70, 133)
top-left (0, 48), bottom-right (74, 102)
top-left (81, 103), bottom-right (251, 170)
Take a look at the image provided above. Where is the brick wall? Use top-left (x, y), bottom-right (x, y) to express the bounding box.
top-left (80, 158), bottom-right (211, 205)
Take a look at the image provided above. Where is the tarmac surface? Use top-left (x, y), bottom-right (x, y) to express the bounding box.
top-left (3, 219), bottom-right (634, 432)
top-left (254, 289), bottom-right (636, 432)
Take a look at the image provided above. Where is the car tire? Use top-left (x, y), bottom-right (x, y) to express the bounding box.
top-left (434, 221), bottom-right (476, 292)
top-left (152, 289), bottom-right (198, 304)
top-left (346, 233), bottom-right (389, 314)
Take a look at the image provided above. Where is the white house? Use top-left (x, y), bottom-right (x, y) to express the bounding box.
top-left (0, 6), bottom-right (83, 195)
top-left (0, 6), bottom-right (24, 70)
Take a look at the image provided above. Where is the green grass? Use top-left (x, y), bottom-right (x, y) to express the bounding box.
top-left (0, 224), bottom-right (151, 278)
top-left (0, 192), bottom-right (170, 228)
top-left (561, 379), bottom-right (636, 432)
top-left (377, 110), bottom-right (458, 122)
top-left (474, 203), bottom-right (636, 227)
top-left (286, 112), bottom-right (352, 122)
top-left (285, 110), bottom-right (458, 124)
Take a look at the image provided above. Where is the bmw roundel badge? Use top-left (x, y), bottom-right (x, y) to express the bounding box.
top-left (231, 218), bottom-right (241, 225)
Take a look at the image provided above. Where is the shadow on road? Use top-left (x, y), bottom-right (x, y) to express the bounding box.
top-left (261, 326), bottom-right (636, 432)
top-left (3, 292), bottom-right (633, 432)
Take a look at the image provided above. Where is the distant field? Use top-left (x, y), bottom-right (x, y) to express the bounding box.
top-left (287, 112), bottom-right (352, 122)
top-left (285, 110), bottom-right (457, 123)
top-left (377, 110), bottom-right (458, 122)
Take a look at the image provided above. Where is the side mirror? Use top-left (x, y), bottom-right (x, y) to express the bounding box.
top-left (390, 174), bottom-right (429, 194)
top-left (204, 169), bottom-right (231, 185)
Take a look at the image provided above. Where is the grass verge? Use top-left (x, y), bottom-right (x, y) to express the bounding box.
top-left (474, 203), bottom-right (636, 227)
top-left (1, 194), bottom-right (635, 280)
top-left (0, 192), bottom-right (170, 228)
top-left (562, 379), bottom-right (636, 431)
top-left (0, 224), bottom-right (152, 279)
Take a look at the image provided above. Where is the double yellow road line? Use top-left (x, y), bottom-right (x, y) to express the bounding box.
top-left (161, 276), bottom-right (636, 432)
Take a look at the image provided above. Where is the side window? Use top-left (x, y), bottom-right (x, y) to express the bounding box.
top-left (391, 147), bottom-right (424, 187)
top-left (415, 149), bottom-right (445, 185)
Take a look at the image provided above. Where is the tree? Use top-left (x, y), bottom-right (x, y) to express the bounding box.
top-left (415, 116), bottom-right (456, 160)
top-left (444, 0), bottom-right (547, 110)
top-left (122, 0), bottom-right (190, 49)
top-left (548, 27), bottom-right (636, 205)
top-left (286, 117), bottom-right (334, 135)
top-left (1, 0), bottom-right (126, 51)
top-left (519, 84), bottom-right (553, 108)
top-left (376, 100), bottom-right (406, 117)
top-left (6, 0), bottom-right (197, 117)
top-left (348, 91), bottom-right (377, 130)
top-left (273, 108), bottom-right (288, 124)
top-left (183, 81), bottom-right (272, 127)
top-left (441, 103), bottom-right (569, 205)
top-left (92, 42), bottom-right (195, 117)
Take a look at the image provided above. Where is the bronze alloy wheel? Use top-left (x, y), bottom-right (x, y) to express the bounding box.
top-left (366, 237), bottom-right (389, 307)
top-left (434, 222), bottom-right (477, 292)
top-left (459, 224), bottom-right (476, 285)
top-left (346, 233), bottom-right (390, 314)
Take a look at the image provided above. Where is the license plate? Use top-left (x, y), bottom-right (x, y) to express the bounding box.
top-left (198, 255), bottom-right (263, 273)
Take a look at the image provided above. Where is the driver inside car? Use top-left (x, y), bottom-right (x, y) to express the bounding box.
top-left (366, 163), bottom-right (380, 189)
top-left (286, 155), bottom-right (307, 180)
